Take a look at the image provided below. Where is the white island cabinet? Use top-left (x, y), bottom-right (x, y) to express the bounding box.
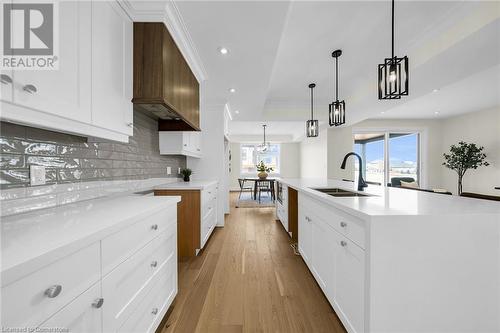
top-left (281, 178), bottom-right (500, 333)
top-left (0, 0), bottom-right (133, 142)
top-left (1, 195), bottom-right (180, 333)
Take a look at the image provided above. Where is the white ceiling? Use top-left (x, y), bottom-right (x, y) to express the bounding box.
top-left (173, 1), bottom-right (500, 139)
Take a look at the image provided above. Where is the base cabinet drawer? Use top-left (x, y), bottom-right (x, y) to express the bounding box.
top-left (101, 208), bottom-right (176, 274)
top-left (102, 225), bottom-right (176, 332)
top-left (1, 243), bottom-right (100, 328)
top-left (118, 258), bottom-right (177, 333)
top-left (38, 283), bottom-right (103, 333)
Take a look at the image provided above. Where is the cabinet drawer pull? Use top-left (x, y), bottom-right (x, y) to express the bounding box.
top-left (22, 84), bottom-right (37, 94)
top-left (340, 240), bottom-right (347, 247)
top-left (340, 222), bottom-right (347, 228)
top-left (1, 74), bottom-right (12, 84)
top-left (92, 298), bottom-right (104, 309)
top-left (44, 285), bottom-right (62, 298)
top-left (150, 261), bottom-right (158, 268)
top-left (151, 308), bottom-right (158, 315)
top-left (151, 224), bottom-right (158, 230)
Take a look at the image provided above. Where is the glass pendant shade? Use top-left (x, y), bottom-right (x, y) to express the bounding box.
top-left (306, 83), bottom-right (319, 137)
top-left (306, 119), bottom-right (319, 137)
top-left (328, 100), bottom-right (345, 126)
top-left (378, 0), bottom-right (409, 100)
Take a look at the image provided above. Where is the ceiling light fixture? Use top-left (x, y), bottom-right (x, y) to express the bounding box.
top-left (378, 0), bottom-right (409, 100)
top-left (306, 83), bottom-right (319, 138)
top-left (219, 47), bottom-right (229, 55)
top-left (258, 125), bottom-right (270, 152)
top-left (432, 88), bottom-right (440, 93)
top-left (329, 49), bottom-right (346, 127)
top-left (229, 88), bottom-right (236, 93)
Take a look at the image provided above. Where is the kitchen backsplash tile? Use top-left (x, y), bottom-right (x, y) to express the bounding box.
top-left (0, 112), bottom-right (186, 188)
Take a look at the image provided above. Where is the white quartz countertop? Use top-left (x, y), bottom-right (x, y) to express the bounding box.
top-left (153, 180), bottom-right (218, 190)
top-left (1, 195), bottom-right (180, 285)
top-left (279, 178), bottom-right (500, 218)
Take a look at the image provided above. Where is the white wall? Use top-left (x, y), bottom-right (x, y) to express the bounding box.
top-left (228, 141), bottom-right (300, 191)
top-left (323, 108), bottom-right (500, 195)
top-left (440, 107), bottom-right (500, 195)
top-left (300, 130), bottom-right (327, 178)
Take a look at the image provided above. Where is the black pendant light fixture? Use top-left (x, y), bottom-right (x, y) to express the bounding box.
top-left (378, 0), bottom-right (409, 100)
top-left (306, 83), bottom-right (319, 137)
top-left (258, 124), bottom-right (270, 152)
top-left (329, 49), bottom-right (345, 127)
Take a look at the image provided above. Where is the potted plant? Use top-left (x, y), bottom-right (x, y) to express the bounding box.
top-left (256, 161), bottom-right (273, 179)
top-left (443, 141), bottom-right (489, 195)
top-left (180, 168), bottom-right (193, 182)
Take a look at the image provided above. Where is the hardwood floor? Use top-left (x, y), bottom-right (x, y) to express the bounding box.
top-left (160, 193), bottom-right (347, 333)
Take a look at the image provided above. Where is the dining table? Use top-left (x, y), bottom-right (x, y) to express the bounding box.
top-left (243, 177), bottom-right (278, 201)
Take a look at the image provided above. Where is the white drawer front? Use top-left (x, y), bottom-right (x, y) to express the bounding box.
top-left (118, 255), bottom-right (177, 333)
top-left (299, 193), bottom-right (365, 248)
top-left (39, 282), bottom-right (102, 333)
top-left (101, 207), bottom-right (176, 274)
top-left (202, 195), bottom-right (217, 220)
top-left (201, 207), bottom-right (216, 248)
top-left (1, 243), bottom-right (100, 327)
top-left (202, 183), bottom-right (217, 206)
top-left (102, 223), bottom-right (176, 331)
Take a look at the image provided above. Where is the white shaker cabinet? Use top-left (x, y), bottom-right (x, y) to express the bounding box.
top-left (298, 205), bottom-right (313, 264)
top-left (159, 131), bottom-right (202, 158)
top-left (8, 1), bottom-right (92, 124)
top-left (39, 283), bottom-right (103, 333)
top-left (0, 1), bottom-right (133, 142)
top-left (91, 1), bottom-right (133, 136)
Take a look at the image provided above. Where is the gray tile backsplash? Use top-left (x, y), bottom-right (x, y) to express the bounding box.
top-left (0, 112), bottom-right (185, 188)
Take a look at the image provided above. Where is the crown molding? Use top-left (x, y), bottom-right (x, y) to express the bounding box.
top-left (120, 0), bottom-right (208, 83)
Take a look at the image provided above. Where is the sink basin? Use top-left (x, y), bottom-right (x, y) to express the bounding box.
top-left (311, 188), bottom-right (373, 197)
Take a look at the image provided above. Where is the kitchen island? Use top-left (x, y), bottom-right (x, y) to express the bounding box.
top-left (279, 178), bottom-right (500, 333)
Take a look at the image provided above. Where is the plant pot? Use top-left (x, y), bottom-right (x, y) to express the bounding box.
top-left (258, 171), bottom-right (268, 180)
top-left (183, 175), bottom-right (190, 182)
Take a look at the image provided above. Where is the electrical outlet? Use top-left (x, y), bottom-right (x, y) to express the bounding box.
top-left (30, 165), bottom-right (46, 186)
top-left (167, 167), bottom-right (171, 175)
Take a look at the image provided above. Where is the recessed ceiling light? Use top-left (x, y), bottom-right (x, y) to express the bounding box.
top-left (219, 47), bottom-right (229, 55)
top-left (432, 88), bottom-right (440, 93)
top-left (380, 111), bottom-right (385, 114)
top-left (229, 88), bottom-right (236, 93)
top-left (235, 110), bottom-right (240, 114)
top-left (434, 111), bottom-right (440, 115)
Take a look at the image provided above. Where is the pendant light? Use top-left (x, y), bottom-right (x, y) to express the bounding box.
top-left (306, 83), bottom-right (319, 137)
top-left (258, 124), bottom-right (270, 152)
top-left (329, 49), bottom-right (345, 127)
top-left (378, 0), bottom-right (409, 99)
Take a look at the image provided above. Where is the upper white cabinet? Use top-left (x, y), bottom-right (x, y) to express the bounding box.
top-left (159, 131), bottom-right (202, 158)
top-left (5, 1), bottom-right (92, 124)
top-left (91, 1), bottom-right (133, 136)
top-left (0, 1), bottom-right (133, 142)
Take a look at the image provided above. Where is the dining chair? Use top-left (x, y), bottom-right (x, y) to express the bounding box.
top-left (238, 178), bottom-right (254, 200)
top-left (257, 180), bottom-right (273, 203)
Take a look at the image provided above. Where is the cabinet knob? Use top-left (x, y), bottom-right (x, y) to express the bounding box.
top-left (184, 144), bottom-right (187, 147)
top-left (92, 298), bottom-right (104, 309)
top-left (151, 261), bottom-right (158, 268)
top-left (340, 240), bottom-right (347, 247)
top-left (126, 122), bottom-right (133, 128)
top-left (197, 148), bottom-right (200, 151)
top-left (0, 74), bottom-right (12, 85)
top-left (340, 222), bottom-right (347, 228)
top-left (44, 285), bottom-right (62, 298)
top-left (151, 308), bottom-right (158, 315)
top-left (22, 84), bottom-right (37, 94)
top-left (151, 224), bottom-right (158, 230)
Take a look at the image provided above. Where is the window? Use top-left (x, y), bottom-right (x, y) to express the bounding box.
top-left (354, 131), bottom-right (420, 186)
top-left (240, 144), bottom-right (280, 175)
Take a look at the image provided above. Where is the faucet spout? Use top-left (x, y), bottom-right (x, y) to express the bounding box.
top-left (340, 152), bottom-right (368, 191)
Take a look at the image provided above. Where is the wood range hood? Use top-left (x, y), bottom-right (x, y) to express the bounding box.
top-left (132, 22), bottom-right (200, 131)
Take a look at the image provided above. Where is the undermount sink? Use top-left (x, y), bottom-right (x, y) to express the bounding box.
top-left (311, 188), bottom-right (373, 197)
